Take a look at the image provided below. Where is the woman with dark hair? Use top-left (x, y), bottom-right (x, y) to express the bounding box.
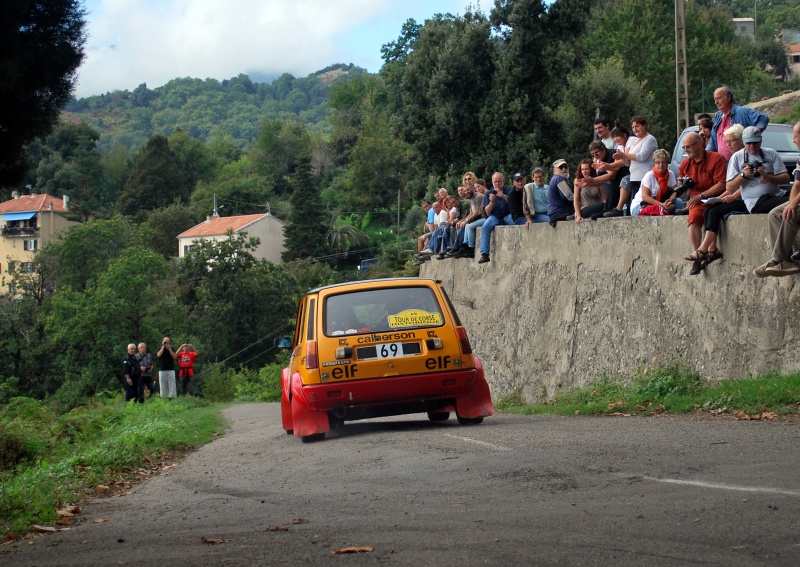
top-left (573, 159), bottom-right (606, 223)
top-left (604, 116), bottom-right (657, 217)
top-left (698, 117), bottom-right (713, 147)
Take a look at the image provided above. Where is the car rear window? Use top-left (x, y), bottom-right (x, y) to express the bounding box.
top-left (324, 286), bottom-right (444, 336)
top-left (761, 129), bottom-right (794, 152)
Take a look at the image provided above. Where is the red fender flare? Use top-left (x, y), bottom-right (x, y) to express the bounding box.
top-left (456, 356), bottom-right (496, 419)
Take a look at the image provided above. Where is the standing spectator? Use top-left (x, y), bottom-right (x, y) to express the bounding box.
top-left (123, 344), bottom-right (141, 403)
top-left (523, 167), bottom-right (550, 225)
top-left (573, 159), bottom-right (606, 223)
top-left (676, 132), bottom-right (728, 266)
top-left (547, 159), bottom-right (575, 225)
top-left (136, 342), bottom-right (155, 401)
top-left (593, 117), bottom-right (615, 150)
top-left (157, 337), bottom-right (178, 398)
top-left (177, 343), bottom-right (199, 396)
top-left (605, 116), bottom-right (657, 216)
top-left (706, 85), bottom-right (769, 160)
top-left (754, 121), bottom-right (800, 277)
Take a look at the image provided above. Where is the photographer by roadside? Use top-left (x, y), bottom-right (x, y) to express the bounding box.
top-left (177, 342), bottom-right (199, 396)
top-left (157, 337), bottom-right (178, 398)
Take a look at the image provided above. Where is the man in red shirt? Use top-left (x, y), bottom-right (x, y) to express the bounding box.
top-left (678, 132), bottom-right (727, 268)
top-left (177, 343), bottom-right (199, 396)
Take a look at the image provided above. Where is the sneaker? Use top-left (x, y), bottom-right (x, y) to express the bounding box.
top-left (674, 208), bottom-right (689, 216)
top-left (753, 260), bottom-right (779, 278)
top-left (435, 253), bottom-right (447, 260)
top-left (765, 260), bottom-right (800, 277)
top-left (603, 208), bottom-right (622, 218)
top-left (478, 254), bottom-right (490, 264)
top-left (419, 248), bottom-right (435, 255)
top-left (566, 214), bottom-right (575, 221)
top-left (453, 247), bottom-right (474, 259)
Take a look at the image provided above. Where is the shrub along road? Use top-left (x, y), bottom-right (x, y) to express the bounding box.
top-left (2, 404), bottom-right (799, 566)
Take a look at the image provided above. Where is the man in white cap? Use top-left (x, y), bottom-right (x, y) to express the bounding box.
top-left (754, 121), bottom-right (800, 277)
top-left (725, 126), bottom-right (789, 218)
top-left (546, 159), bottom-right (574, 226)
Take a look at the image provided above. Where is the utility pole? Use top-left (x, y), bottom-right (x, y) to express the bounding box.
top-left (675, 0), bottom-right (690, 135)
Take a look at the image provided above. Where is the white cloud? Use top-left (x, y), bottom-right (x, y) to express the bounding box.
top-left (76, 0), bottom-right (388, 97)
top-left (76, 0), bottom-right (475, 98)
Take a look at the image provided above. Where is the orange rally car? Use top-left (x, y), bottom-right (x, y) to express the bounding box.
top-left (278, 277), bottom-right (495, 442)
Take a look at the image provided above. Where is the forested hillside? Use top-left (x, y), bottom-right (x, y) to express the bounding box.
top-left (64, 64), bottom-right (367, 153)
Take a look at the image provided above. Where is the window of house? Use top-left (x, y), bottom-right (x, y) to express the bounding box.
top-left (23, 262), bottom-right (35, 273)
top-left (8, 284), bottom-right (16, 294)
top-left (23, 239), bottom-right (37, 251)
top-left (7, 261), bottom-right (15, 273)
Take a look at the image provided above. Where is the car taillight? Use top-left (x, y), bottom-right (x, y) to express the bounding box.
top-left (456, 327), bottom-right (472, 354)
top-left (306, 341), bottom-right (318, 369)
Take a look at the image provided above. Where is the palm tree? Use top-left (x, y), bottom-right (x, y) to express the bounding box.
top-left (327, 223), bottom-right (369, 264)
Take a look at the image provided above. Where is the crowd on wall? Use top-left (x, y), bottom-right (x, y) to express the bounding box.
top-left (414, 85), bottom-right (800, 277)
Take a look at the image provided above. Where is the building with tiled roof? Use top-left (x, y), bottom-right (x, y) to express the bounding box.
top-left (177, 212), bottom-right (286, 264)
top-left (0, 193), bottom-right (80, 294)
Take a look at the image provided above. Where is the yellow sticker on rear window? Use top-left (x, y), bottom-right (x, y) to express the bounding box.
top-left (388, 309), bottom-right (442, 328)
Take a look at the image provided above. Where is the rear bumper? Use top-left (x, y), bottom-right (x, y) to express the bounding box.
top-left (286, 357), bottom-right (494, 436)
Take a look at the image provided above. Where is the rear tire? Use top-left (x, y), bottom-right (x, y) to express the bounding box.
top-left (300, 433), bottom-right (325, 443)
top-left (457, 416), bottom-right (483, 425)
top-left (285, 429), bottom-right (293, 435)
top-left (427, 411), bottom-right (450, 421)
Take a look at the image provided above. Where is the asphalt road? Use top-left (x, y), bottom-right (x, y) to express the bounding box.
top-left (2, 403), bottom-right (799, 566)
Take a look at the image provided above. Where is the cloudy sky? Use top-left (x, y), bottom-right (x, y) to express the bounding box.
top-left (76, 0), bottom-right (473, 98)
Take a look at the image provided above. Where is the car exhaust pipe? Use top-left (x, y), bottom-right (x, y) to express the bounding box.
top-left (332, 407), bottom-right (348, 419)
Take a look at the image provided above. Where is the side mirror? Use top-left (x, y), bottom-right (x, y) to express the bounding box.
top-left (274, 337), bottom-right (292, 349)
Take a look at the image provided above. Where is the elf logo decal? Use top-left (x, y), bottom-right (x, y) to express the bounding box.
top-left (425, 356), bottom-right (452, 370)
top-left (331, 364), bottom-right (359, 379)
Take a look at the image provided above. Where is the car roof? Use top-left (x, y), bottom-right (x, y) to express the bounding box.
top-left (306, 277), bottom-right (442, 295)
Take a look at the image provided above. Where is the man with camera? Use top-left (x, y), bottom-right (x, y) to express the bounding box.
top-left (677, 131), bottom-right (727, 268)
top-left (157, 337), bottom-right (178, 398)
top-left (177, 342), bottom-right (199, 396)
top-left (754, 121), bottom-right (800, 277)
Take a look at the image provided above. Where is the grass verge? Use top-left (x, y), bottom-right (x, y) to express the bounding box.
top-left (495, 362), bottom-right (800, 418)
top-left (0, 394), bottom-right (226, 538)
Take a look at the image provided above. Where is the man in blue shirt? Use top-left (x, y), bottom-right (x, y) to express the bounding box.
top-left (478, 172), bottom-right (527, 264)
top-left (706, 85), bottom-right (769, 160)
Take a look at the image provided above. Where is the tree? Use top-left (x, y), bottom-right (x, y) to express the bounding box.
top-left (281, 153), bottom-right (329, 262)
top-left (28, 121), bottom-right (106, 219)
top-left (0, 0), bottom-right (87, 188)
top-left (116, 135), bottom-right (189, 220)
top-left (146, 201), bottom-right (201, 258)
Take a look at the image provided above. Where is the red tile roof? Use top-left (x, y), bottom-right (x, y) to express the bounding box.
top-left (786, 44), bottom-right (800, 53)
top-left (0, 194), bottom-right (71, 214)
top-left (177, 213), bottom-right (274, 238)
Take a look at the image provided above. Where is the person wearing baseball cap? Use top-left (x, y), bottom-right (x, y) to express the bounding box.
top-left (546, 159), bottom-right (574, 226)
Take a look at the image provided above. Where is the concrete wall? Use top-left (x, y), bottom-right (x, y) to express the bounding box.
top-left (421, 216), bottom-right (800, 402)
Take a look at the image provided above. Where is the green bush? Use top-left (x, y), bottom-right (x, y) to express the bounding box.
top-left (0, 428), bottom-right (34, 470)
top-left (200, 363), bottom-right (236, 402)
top-left (232, 354), bottom-right (288, 402)
top-left (634, 361), bottom-right (702, 398)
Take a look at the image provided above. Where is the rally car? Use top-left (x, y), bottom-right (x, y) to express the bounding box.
top-left (277, 278), bottom-right (494, 442)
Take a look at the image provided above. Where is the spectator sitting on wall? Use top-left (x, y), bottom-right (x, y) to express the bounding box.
top-left (547, 159), bottom-right (575, 226)
top-left (477, 172), bottom-right (527, 264)
top-left (587, 141), bottom-right (627, 213)
top-left (445, 173), bottom-right (486, 258)
top-left (688, 126), bottom-right (789, 276)
top-left (630, 149), bottom-right (680, 216)
top-left (753, 121), bottom-right (800, 278)
top-left (573, 159), bottom-right (606, 223)
top-left (417, 199), bottom-right (435, 252)
top-left (676, 131), bottom-right (727, 267)
top-left (523, 167), bottom-right (550, 226)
